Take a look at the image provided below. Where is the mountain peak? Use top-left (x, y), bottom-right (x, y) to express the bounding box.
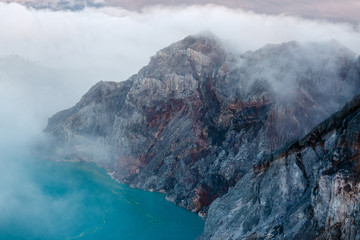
top-left (182, 32), bottom-right (222, 50)
top-left (45, 35), bottom-right (360, 224)
top-left (154, 32), bottom-right (225, 61)
top-left (138, 33), bottom-right (226, 81)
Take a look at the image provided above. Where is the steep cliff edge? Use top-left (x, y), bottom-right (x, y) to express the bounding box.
top-left (201, 93), bottom-right (360, 239)
top-left (44, 33), bottom-right (360, 217)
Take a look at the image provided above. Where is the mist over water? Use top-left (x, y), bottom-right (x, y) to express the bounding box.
top-left (0, 56), bottom-right (204, 239)
top-left (0, 42), bottom-right (204, 240)
top-left (0, 153), bottom-right (204, 239)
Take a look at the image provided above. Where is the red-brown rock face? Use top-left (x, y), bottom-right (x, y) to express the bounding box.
top-left (45, 34), bottom-right (360, 217)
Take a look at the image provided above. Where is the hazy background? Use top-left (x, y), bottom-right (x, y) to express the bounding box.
top-left (0, 2), bottom-right (359, 238)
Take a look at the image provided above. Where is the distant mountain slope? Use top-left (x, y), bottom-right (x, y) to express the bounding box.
top-left (44, 34), bottom-right (360, 218)
top-left (1, 0), bottom-right (104, 11)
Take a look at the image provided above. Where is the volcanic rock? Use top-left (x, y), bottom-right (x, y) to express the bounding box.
top-left (45, 33), bottom-right (360, 219)
top-left (200, 93), bottom-right (360, 239)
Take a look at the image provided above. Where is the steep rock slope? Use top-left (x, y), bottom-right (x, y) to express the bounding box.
top-left (201, 93), bottom-right (360, 240)
top-left (45, 34), bottom-right (360, 215)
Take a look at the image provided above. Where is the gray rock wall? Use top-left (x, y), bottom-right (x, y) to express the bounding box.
top-left (45, 34), bottom-right (360, 222)
top-left (201, 95), bottom-right (360, 239)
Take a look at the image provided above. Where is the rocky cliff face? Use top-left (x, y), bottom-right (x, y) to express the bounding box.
top-left (45, 33), bottom-right (360, 221)
top-left (201, 93), bottom-right (360, 239)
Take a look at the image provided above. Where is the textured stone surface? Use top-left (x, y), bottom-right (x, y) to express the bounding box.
top-left (44, 33), bottom-right (360, 220)
top-left (201, 95), bottom-right (360, 239)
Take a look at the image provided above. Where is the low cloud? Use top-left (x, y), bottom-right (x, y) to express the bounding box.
top-left (0, 3), bottom-right (359, 73)
top-left (0, 2), bottom-right (359, 132)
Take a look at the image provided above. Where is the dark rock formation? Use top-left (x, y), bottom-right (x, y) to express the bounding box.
top-left (201, 93), bottom-right (360, 239)
top-left (45, 33), bottom-right (360, 223)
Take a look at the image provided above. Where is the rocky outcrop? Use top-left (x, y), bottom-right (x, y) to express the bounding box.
top-left (200, 93), bottom-right (360, 239)
top-left (45, 33), bottom-right (360, 219)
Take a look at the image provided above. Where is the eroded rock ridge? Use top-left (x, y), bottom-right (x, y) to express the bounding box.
top-left (45, 33), bottom-right (360, 233)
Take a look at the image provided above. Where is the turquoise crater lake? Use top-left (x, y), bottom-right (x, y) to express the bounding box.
top-left (0, 155), bottom-right (204, 240)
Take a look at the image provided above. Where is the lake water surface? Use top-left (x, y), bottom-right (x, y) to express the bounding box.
top-left (0, 154), bottom-right (204, 240)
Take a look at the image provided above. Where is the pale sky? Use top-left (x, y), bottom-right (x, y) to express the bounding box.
top-left (2, 0), bottom-right (360, 23)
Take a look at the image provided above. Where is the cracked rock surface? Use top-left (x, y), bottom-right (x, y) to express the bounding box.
top-left (201, 95), bottom-right (360, 239)
top-left (44, 32), bottom-right (360, 233)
